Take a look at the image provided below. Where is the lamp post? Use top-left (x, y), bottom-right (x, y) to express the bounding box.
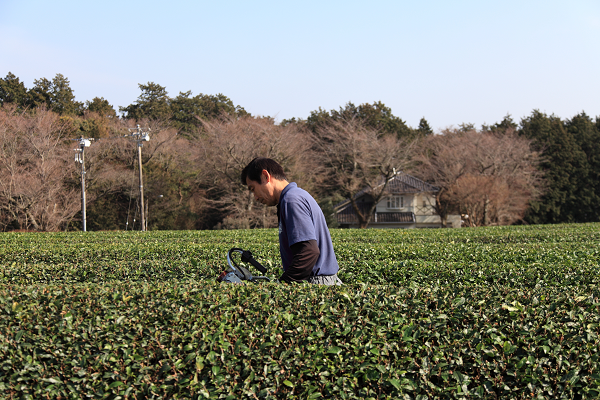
top-left (126, 125), bottom-right (150, 231)
top-left (74, 137), bottom-right (92, 231)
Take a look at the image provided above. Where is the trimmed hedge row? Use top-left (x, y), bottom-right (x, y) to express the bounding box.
top-left (0, 223), bottom-right (599, 398)
top-left (0, 224), bottom-right (599, 288)
top-left (1, 282), bottom-right (599, 399)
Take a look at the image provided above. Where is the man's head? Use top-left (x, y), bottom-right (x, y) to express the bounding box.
top-left (241, 157), bottom-right (288, 207)
top-left (241, 157), bottom-right (287, 185)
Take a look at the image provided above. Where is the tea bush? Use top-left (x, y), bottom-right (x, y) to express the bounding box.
top-left (0, 223), bottom-right (599, 398)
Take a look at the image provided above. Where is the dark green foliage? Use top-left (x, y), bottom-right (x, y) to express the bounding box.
top-left (0, 224), bottom-right (599, 398)
top-left (120, 84), bottom-right (249, 136)
top-left (458, 122), bottom-right (475, 132)
top-left (0, 224), bottom-right (598, 287)
top-left (85, 97), bottom-right (117, 118)
top-left (520, 111), bottom-right (600, 224)
top-left (416, 117), bottom-right (434, 136)
top-left (482, 114), bottom-right (518, 134)
top-left (305, 106), bottom-right (331, 131)
top-left (84, 193), bottom-right (132, 231)
top-left (279, 117), bottom-right (305, 127)
top-left (1, 72), bottom-right (82, 115)
top-left (25, 73), bottom-right (84, 115)
top-left (49, 74), bottom-right (83, 115)
top-left (141, 160), bottom-right (203, 231)
top-left (25, 77), bottom-right (53, 109)
top-left (74, 116), bottom-right (111, 139)
top-left (0, 282), bottom-right (598, 399)
top-left (1, 72), bottom-right (83, 115)
top-left (120, 82), bottom-right (172, 121)
top-left (0, 72), bottom-right (28, 107)
top-left (170, 91), bottom-right (249, 136)
top-left (307, 101), bottom-right (414, 139)
top-left (564, 113), bottom-right (600, 222)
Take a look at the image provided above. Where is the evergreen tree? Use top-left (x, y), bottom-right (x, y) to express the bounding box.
top-left (483, 114), bottom-right (518, 134)
top-left (416, 117), bottom-right (434, 136)
top-left (170, 91), bottom-right (248, 135)
top-left (26, 77), bottom-right (53, 109)
top-left (169, 91), bottom-right (199, 134)
top-left (0, 72), bottom-right (27, 107)
top-left (120, 82), bottom-right (171, 121)
top-left (306, 101), bottom-right (412, 138)
top-left (564, 112), bottom-right (600, 221)
top-left (494, 114), bottom-right (518, 133)
top-left (355, 101), bottom-right (412, 138)
top-left (50, 74), bottom-right (82, 115)
top-left (520, 110), bottom-right (591, 224)
top-left (121, 83), bottom-right (248, 131)
top-left (197, 93), bottom-right (248, 119)
top-left (25, 74), bottom-right (82, 115)
top-left (306, 107), bottom-right (333, 132)
top-left (458, 122), bottom-right (475, 132)
top-left (86, 97), bottom-right (117, 118)
top-left (280, 117), bottom-right (305, 127)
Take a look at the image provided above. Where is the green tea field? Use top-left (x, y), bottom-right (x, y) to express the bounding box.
top-left (1, 223), bottom-right (599, 399)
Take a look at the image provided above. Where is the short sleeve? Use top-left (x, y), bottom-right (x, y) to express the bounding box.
top-left (281, 197), bottom-right (316, 246)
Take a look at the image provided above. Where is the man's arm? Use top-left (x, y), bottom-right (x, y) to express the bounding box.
top-left (280, 240), bottom-right (320, 283)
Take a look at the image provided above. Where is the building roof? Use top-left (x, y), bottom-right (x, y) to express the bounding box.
top-left (386, 173), bottom-right (440, 194)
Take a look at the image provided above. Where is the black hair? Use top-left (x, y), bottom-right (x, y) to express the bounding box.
top-left (241, 157), bottom-right (287, 185)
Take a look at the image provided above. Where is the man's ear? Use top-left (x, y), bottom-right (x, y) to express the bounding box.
top-left (261, 169), bottom-right (271, 184)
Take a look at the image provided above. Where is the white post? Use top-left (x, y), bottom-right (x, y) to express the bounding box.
top-left (127, 125), bottom-right (150, 232)
top-left (81, 143), bottom-right (86, 232)
top-left (138, 142), bottom-right (145, 231)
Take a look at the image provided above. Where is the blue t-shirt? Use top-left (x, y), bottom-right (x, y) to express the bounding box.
top-left (277, 182), bottom-right (339, 276)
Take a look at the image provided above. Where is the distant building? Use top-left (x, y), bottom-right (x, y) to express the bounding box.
top-left (335, 173), bottom-right (461, 228)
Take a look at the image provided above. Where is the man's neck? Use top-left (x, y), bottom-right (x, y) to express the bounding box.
top-left (272, 179), bottom-right (289, 204)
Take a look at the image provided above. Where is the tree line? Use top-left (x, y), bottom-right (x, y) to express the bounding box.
top-left (0, 72), bottom-right (598, 231)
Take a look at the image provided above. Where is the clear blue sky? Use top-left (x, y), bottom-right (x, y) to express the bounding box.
top-left (1, 0), bottom-right (598, 130)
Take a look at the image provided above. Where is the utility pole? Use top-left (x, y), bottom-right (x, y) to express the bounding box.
top-left (74, 137), bottom-right (92, 231)
top-left (127, 125), bottom-right (150, 231)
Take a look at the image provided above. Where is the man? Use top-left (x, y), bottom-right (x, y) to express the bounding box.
top-left (241, 157), bottom-right (342, 285)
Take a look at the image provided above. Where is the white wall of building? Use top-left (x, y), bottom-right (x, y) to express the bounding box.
top-left (375, 193), bottom-right (437, 215)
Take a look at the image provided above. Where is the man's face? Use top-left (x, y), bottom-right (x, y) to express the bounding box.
top-left (246, 172), bottom-right (277, 207)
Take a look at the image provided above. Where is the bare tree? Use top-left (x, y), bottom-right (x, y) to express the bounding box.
top-left (0, 105), bottom-right (80, 231)
top-left (199, 115), bottom-right (314, 229)
top-left (414, 128), bottom-right (543, 226)
top-left (99, 118), bottom-right (198, 230)
top-left (313, 117), bottom-right (416, 228)
top-left (127, 121), bottom-right (203, 230)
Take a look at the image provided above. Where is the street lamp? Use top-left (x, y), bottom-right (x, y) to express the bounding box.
top-left (125, 125), bottom-right (150, 231)
top-left (73, 137), bottom-right (93, 231)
